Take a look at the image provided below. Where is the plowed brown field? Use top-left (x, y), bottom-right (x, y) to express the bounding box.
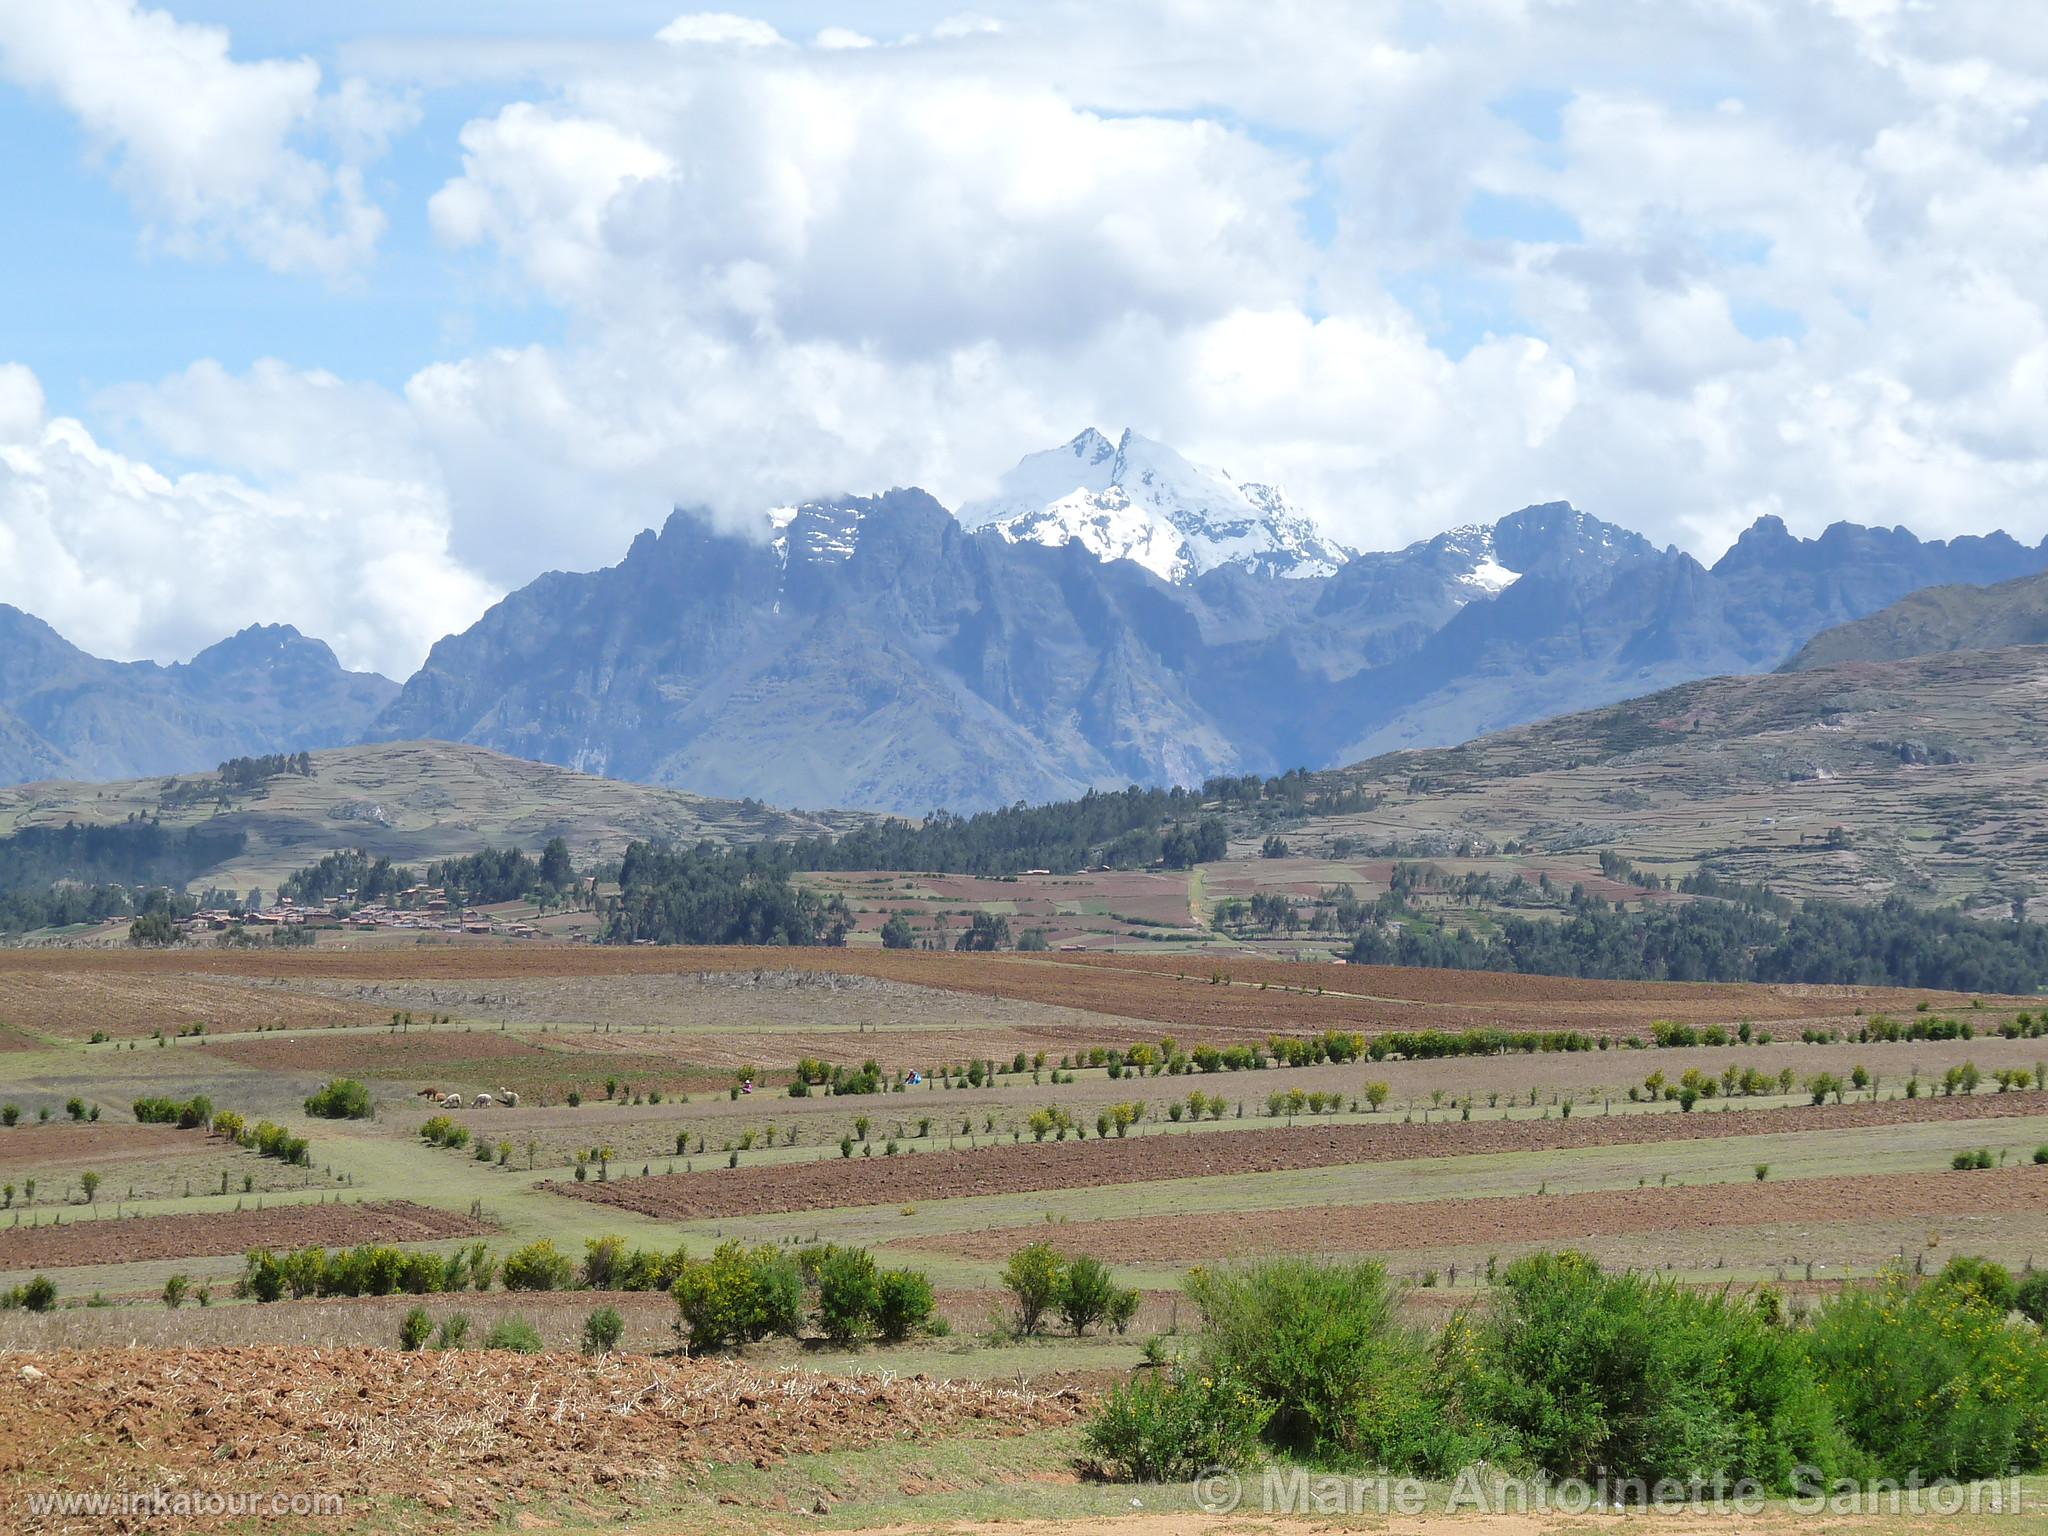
top-left (0, 1199), bottom-right (489, 1271)
top-left (208, 1029), bottom-right (549, 1074)
top-left (0, 1122), bottom-right (200, 1171)
top-left (0, 946), bottom-right (1999, 1040)
top-left (551, 1092), bottom-right (2048, 1220)
top-left (0, 1347), bottom-right (1087, 1532)
top-left (903, 1164), bottom-right (2048, 1261)
top-left (0, 966), bottom-right (384, 1039)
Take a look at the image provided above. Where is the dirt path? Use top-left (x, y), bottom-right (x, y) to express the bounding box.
top-left (552, 1091), bottom-right (2048, 1222)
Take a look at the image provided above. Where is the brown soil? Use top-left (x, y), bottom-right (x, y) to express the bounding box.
top-left (0, 948), bottom-right (2003, 1043)
top-left (0, 1199), bottom-right (490, 1271)
top-left (0, 966), bottom-right (384, 1039)
top-left (0, 1122), bottom-right (200, 1171)
top-left (550, 1091), bottom-right (2048, 1221)
top-left (208, 1029), bottom-right (550, 1074)
top-left (0, 1347), bottom-right (1087, 1532)
top-left (903, 1165), bottom-right (2048, 1262)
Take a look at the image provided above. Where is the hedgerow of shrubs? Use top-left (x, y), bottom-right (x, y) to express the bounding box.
top-left (194, 1108), bottom-right (308, 1166)
top-left (665, 1240), bottom-right (941, 1353)
top-left (240, 1241), bottom-right (495, 1301)
top-left (132, 1094), bottom-right (213, 1128)
top-left (1086, 1250), bottom-right (2048, 1495)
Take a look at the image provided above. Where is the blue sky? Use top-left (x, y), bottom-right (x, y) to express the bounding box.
top-left (1, 1), bottom-right (2043, 677)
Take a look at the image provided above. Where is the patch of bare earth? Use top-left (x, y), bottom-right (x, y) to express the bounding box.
top-left (551, 1092), bottom-right (2048, 1220)
top-left (902, 1165), bottom-right (2048, 1261)
top-left (0, 967), bottom-right (383, 1039)
top-left (207, 1030), bottom-right (550, 1075)
top-left (0, 1347), bottom-right (1087, 1532)
top-left (0, 1199), bottom-right (489, 1271)
top-left (0, 1122), bottom-right (200, 1172)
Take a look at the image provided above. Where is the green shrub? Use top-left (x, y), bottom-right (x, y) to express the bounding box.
top-left (874, 1268), bottom-right (936, 1341)
top-left (435, 1313), bottom-right (472, 1350)
top-left (304, 1078), bottom-right (373, 1119)
top-left (162, 1273), bottom-right (189, 1309)
top-left (483, 1315), bottom-right (546, 1353)
top-left (1804, 1268), bottom-right (2048, 1481)
top-left (672, 1241), bottom-right (804, 1354)
top-left (1463, 1252), bottom-right (1843, 1492)
top-left (132, 1094), bottom-right (213, 1128)
top-left (1107, 1285), bottom-right (1142, 1335)
top-left (2016, 1272), bottom-right (2048, 1327)
top-left (1002, 1242), bottom-right (1066, 1336)
top-left (582, 1235), bottom-right (627, 1289)
top-left (582, 1305), bottom-right (625, 1355)
top-left (1188, 1257), bottom-right (1475, 1473)
top-left (21, 1274), bottom-right (57, 1312)
top-left (399, 1306), bottom-right (433, 1351)
top-left (419, 1115), bottom-right (469, 1149)
top-left (815, 1245), bottom-right (881, 1345)
top-left (1084, 1359), bottom-right (1274, 1480)
top-left (1058, 1254), bottom-right (1130, 1337)
top-left (1928, 1255), bottom-right (2018, 1315)
top-left (501, 1239), bottom-right (576, 1292)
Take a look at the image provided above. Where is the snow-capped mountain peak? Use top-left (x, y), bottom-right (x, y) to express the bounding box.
top-left (959, 428), bottom-right (1356, 583)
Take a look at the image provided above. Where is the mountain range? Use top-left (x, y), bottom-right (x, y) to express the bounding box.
top-left (6, 429), bottom-right (2048, 812)
top-left (0, 609), bottom-right (396, 786)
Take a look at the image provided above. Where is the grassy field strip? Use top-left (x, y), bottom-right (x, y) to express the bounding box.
top-left (483, 1086), bottom-right (2048, 1184)
top-left (638, 1112), bottom-right (2048, 1252)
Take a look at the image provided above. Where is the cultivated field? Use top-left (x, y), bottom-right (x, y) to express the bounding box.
top-left (1, 941), bottom-right (2045, 1532)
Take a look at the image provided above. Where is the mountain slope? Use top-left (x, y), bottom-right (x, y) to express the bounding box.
top-left (1309, 645), bottom-right (2048, 910)
top-left (0, 608), bottom-right (398, 783)
top-left (375, 491), bottom-right (1245, 811)
top-left (1317, 519), bottom-right (2048, 763)
top-left (1782, 568), bottom-right (2048, 671)
top-left (0, 740), bottom-right (870, 896)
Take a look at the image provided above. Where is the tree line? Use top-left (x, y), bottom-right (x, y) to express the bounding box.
top-left (772, 786), bottom-right (1225, 875)
top-left (601, 841), bottom-right (849, 946)
top-left (1348, 890), bottom-right (2048, 992)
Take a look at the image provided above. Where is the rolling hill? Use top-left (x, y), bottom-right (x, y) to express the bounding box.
top-left (0, 740), bottom-right (870, 898)
top-left (1781, 568), bottom-right (2048, 671)
top-left (1304, 644), bottom-right (2048, 914)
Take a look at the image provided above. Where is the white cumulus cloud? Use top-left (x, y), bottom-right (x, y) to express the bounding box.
top-left (0, 0), bottom-right (412, 274)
